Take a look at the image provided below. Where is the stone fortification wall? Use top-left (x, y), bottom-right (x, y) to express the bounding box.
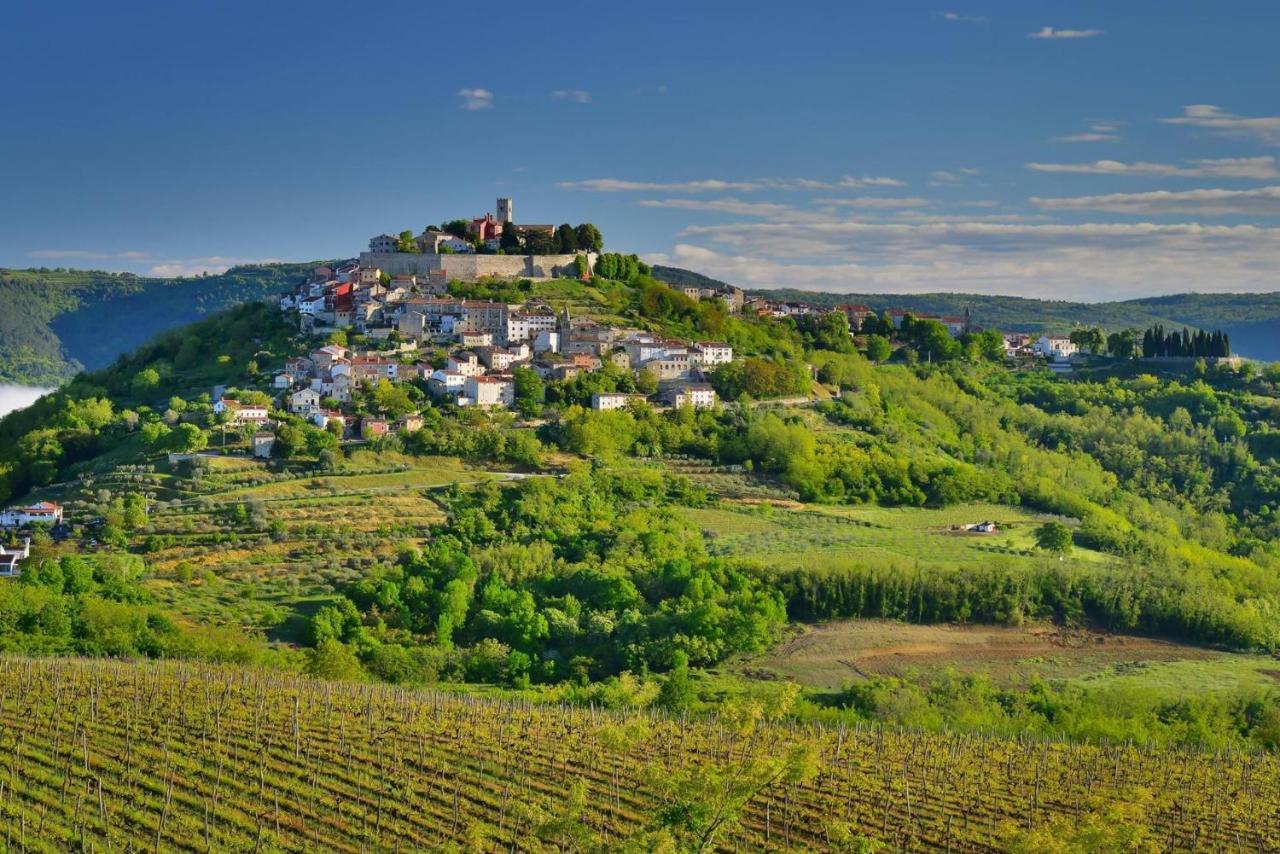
top-left (359, 252), bottom-right (595, 281)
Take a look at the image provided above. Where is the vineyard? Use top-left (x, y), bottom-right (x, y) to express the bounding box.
top-left (0, 657), bottom-right (1277, 852)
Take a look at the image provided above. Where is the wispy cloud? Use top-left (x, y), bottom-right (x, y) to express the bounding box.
top-left (1162, 104), bottom-right (1280, 145)
top-left (815, 197), bottom-right (930, 209)
top-left (560, 178), bottom-right (762, 193)
top-left (1054, 122), bottom-right (1122, 143)
top-left (1031, 186), bottom-right (1280, 216)
top-left (638, 198), bottom-right (796, 217)
top-left (551, 89), bottom-right (591, 104)
top-left (559, 175), bottom-right (904, 193)
top-left (27, 249), bottom-right (151, 261)
top-left (1026, 156), bottom-right (1279, 179)
top-left (929, 168), bottom-right (980, 186)
top-left (648, 219), bottom-right (1280, 299)
top-left (457, 88), bottom-right (494, 111)
top-left (939, 11), bottom-right (986, 23)
top-left (1028, 26), bottom-right (1104, 40)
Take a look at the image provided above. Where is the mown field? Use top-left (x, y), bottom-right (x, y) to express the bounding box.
top-left (1, 656), bottom-right (1276, 852)
top-left (685, 501), bottom-right (1110, 571)
top-left (737, 619), bottom-right (1280, 695)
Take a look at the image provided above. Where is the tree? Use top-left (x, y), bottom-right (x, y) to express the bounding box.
top-left (443, 219), bottom-right (470, 238)
top-left (555, 224), bottom-right (578, 253)
top-left (168, 423), bottom-right (207, 454)
top-left (1069, 327), bottom-right (1105, 355)
top-left (524, 230), bottom-right (558, 255)
top-left (512, 367), bottom-right (544, 417)
top-left (574, 223), bottom-right (604, 253)
top-left (306, 639), bottom-right (366, 680)
top-left (657, 650), bottom-right (695, 712)
top-left (500, 226), bottom-right (522, 253)
top-left (131, 368), bottom-right (161, 398)
top-left (1107, 329), bottom-right (1138, 359)
top-left (865, 335), bottom-right (892, 363)
top-left (395, 230), bottom-right (419, 253)
top-left (1034, 521), bottom-right (1073, 554)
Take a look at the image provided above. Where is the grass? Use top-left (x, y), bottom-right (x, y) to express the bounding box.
top-left (685, 500), bottom-right (1111, 571)
top-left (731, 618), bottom-right (1280, 695)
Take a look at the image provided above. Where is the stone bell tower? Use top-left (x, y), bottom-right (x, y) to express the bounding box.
top-left (496, 197), bottom-right (513, 224)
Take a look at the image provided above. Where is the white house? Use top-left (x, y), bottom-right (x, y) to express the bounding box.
top-left (290, 388), bottom-right (322, 415)
top-left (464, 375), bottom-right (514, 408)
top-left (0, 538), bottom-right (31, 576)
top-left (591, 392), bottom-right (646, 411)
top-left (213, 399), bottom-right (269, 426)
top-left (272, 371), bottom-right (295, 390)
top-left (428, 369), bottom-right (468, 398)
top-left (691, 342), bottom-right (733, 367)
top-left (1034, 335), bottom-right (1079, 362)
top-left (664, 384), bottom-right (717, 410)
top-left (0, 502), bottom-right (63, 528)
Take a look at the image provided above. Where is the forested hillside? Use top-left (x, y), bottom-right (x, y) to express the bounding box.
top-left (0, 263), bottom-right (327, 385)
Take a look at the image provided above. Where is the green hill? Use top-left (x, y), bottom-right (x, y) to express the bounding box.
top-left (0, 263), bottom-right (329, 385)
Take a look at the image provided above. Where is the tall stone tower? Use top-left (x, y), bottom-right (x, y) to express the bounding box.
top-left (496, 197), bottom-right (513, 224)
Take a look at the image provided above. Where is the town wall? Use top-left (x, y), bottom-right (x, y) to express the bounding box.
top-left (359, 252), bottom-right (596, 281)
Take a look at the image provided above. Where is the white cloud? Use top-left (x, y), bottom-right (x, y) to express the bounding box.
top-left (27, 249), bottom-right (151, 261)
top-left (1162, 104), bottom-right (1280, 145)
top-left (1031, 186), bottom-right (1280, 216)
top-left (648, 219), bottom-right (1280, 299)
top-left (560, 178), bottom-right (761, 193)
top-left (457, 88), bottom-right (494, 111)
top-left (940, 11), bottom-right (986, 23)
top-left (559, 175), bottom-right (903, 193)
top-left (814, 196), bottom-right (930, 208)
top-left (1054, 132), bottom-right (1119, 143)
top-left (638, 198), bottom-right (796, 217)
top-left (552, 89), bottom-right (591, 104)
top-left (1028, 26), bottom-right (1104, 39)
top-left (929, 168), bottom-right (980, 185)
top-left (1026, 156), bottom-right (1279, 179)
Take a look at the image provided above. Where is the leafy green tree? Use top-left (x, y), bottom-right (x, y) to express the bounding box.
top-left (555, 224), bottom-right (578, 253)
top-left (574, 223), bottom-right (604, 253)
top-left (1070, 326), bottom-right (1106, 355)
top-left (168, 423), bottom-right (207, 453)
top-left (131, 368), bottom-right (161, 398)
top-left (396, 229), bottom-right (420, 253)
top-left (865, 335), bottom-right (892, 362)
top-left (1034, 521), bottom-right (1073, 553)
top-left (306, 639), bottom-right (366, 680)
top-left (657, 650), bottom-right (695, 712)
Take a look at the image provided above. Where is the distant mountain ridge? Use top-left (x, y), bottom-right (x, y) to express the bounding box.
top-left (652, 265), bottom-right (1280, 361)
top-left (0, 263), bottom-right (331, 385)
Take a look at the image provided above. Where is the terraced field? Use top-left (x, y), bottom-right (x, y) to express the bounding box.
top-left (0, 657), bottom-right (1275, 852)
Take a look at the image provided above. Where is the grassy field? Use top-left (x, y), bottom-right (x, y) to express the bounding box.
top-left (685, 500), bottom-right (1111, 570)
top-left (735, 619), bottom-right (1280, 694)
top-left (1, 656), bottom-right (1273, 852)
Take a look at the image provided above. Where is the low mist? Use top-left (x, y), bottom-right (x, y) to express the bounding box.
top-left (0, 384), bottom-right (52, 418)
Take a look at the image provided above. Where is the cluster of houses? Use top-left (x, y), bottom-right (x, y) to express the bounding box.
top-left (266, 252), bottom-right (741, 435)
top-left (0, 501), bottom-right (64, 576)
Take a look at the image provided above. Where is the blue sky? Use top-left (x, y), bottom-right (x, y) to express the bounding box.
top-left (3, 0), bottom-right (1279, 299)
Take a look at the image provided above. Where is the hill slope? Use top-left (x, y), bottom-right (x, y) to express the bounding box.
top-left (2, 656), bottom-right (1273, 852)
top-left (0, 263), bottom-right (327, 385)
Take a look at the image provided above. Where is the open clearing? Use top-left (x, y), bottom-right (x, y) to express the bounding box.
top-left (685, 500), bottom-right (1112, 570)
top-left (738, 618), bottom-right (1280, 694)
